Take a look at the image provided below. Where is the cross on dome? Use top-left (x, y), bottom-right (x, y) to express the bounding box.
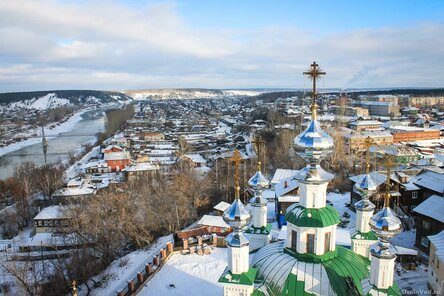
top-left (303, 61), bottom-right (326, 120)
top-left (229, 150), bottom-right (242, 199)
top-left (251, 134), bottom-right (265, 171)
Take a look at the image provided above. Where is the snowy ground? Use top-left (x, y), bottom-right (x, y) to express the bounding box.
top-left (83, 235), bottom-right (173, 296)
top-left (139, 247), bottom-right (227, 296)
top-left (394, 263), bottom-right (429, 294)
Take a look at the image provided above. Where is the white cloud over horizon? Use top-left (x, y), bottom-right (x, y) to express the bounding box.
top-left (0, 0), bottom-right (443, 92)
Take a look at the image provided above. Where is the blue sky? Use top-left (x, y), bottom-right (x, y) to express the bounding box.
top-left (0, 0), bottom-right (443, 91)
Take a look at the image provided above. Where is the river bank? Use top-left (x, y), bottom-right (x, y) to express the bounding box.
top-left (0, 109), bottom-right (107, 180)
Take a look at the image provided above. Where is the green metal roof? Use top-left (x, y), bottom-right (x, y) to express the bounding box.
top-left (366, 283), bottom-right (402, 296)
top-left (218, 267), bottom-right (257, 286)
top-left (245, 223), bottom-right (273, 235)
top-left (284, 246), bottom-right (338, 263)
top-left (280, 274), bottom-right (316, 296)
top-left (322, 246), bottom-right (370, 296)
top-left (352, 230), bottom-right (378, 241)
top-left (284, 205), bottom-right (340, 228)
top-left (251, 241), bottom-right (372, 295)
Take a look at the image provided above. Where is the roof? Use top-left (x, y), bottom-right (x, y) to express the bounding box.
top-left (104, 151), bottom-right (130, 161)
top-left (34, 205), bottom-right (69, 220)
top-left (275, 176), bottom-right (299, 197)
top-left (197, 215), bottom-right (230, 228)
top-left (53, 186), bottom-right (95, 197)
top-left (218, 267), bottom-right (257, 286)
top-left (285, 205), bottom-right (341, 228)
top-left (213, 201), bottom-right (231, 212)
top-left (271, 169), bottom-right (299, 184)
top-left (352, 230), bottom-right (378, 241)
top-left (349, 171), bottom-right (386, 188)
top-left (413, 170), bottom-right (444, 194)
top-left (183, 153), bottom-right (206, 163)
top-left (428, 230), bottom-right (444, 261)
top-left (350, 120), bottom-right (383, 126)
top-left (251, 241), bottom-right (373, 296)
top-left (413, 195), bottom-right (444, 223)
top-left (122, 162), bottom-right (159, 172)
top-left (245, 224), bottom-right (272, 235)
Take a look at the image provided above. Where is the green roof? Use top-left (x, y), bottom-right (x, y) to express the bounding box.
top-left (352, 230), bottom-right (378, 241)
top-left (284, 247), bottom-right (338, 263)
top-left (284, 205), bottom-right (340, 228)
top-left (280, 274), bottom-right (316, 296)
top-left (218, 267), bottom-right (257, 286)
top-left (252, 241), bottom-right (372, 295)
top-left (322, 246), bottom-right (370, 296)
top-left (245, 223), bottom-right (273, 235)
top-left (367, 283), bottom-right (402, 296)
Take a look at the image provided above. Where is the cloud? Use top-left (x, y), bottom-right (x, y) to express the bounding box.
top-left (0, 1), bottom-right (443, 91)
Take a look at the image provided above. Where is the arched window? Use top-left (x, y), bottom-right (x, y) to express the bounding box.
top-left (307, 234), bottom-right (315, 254)
top-left (325, 232), bottom-right (331, 252)
top-left (291, 230), bottom-right (297, 250)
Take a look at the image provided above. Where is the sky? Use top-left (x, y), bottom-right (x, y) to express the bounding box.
top-left (0, 0), bottom-right (444, 92)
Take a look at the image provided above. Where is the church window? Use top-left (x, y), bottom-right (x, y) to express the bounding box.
top-left (291, 230), bottom-right (297, 250)
top-left (324, 232), bottom-right (331, 252)
top-left (307, 234), bottom-right (315, 254)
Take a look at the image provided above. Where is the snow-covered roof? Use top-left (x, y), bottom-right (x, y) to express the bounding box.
top-left (278, 195), bottom-right (300, 203)
top-left (213, 201), bottom-right (230, 212)
top-left (34, 205), bottom-right (69, 220)
top-left (197, 215), bottom-right (230, 228)
top-left (350, 120), bottom-right (383, 126)
top-left (184, 153), bottom-right (206, 163)
top-left (104, 151), bottom-right (130, 161)
top-left (53, 186), bottom-right (95, 197)
top-left (428, 230), bottom-right (444, 261)
top-left (413, 195), bottom-right (444, 223)
top-left (277, 226), bottom-right (287, 240)
top-left (413, 170), bottom-right (444, 194)
top-left (123, 162), bottom-right (160, 172)
top-left (275, 176), bottom-right (299, 197)
top-left (262, 189), bottom-right (276, 201)
top-left (271, 169), bottom-right (299, 185)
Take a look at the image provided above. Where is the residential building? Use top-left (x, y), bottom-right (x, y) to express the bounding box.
top-left (413, 195), bottom-right (444, 253)
top-left (427, 230), bottom-right (444, 295)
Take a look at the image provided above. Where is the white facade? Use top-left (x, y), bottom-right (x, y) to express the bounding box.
top-left (248, 233), bottom-right (271, 252)
top-left (228, 244), bottom-right (250, 274)
top-left (370, 254), bottom-right (396, 289)
top-left (286, 223), bottom-right (337, 255)
top-left (298, 182), bottom-right (328, 209)
top-left (352, 239), bottom-right (377, 259)
top-left (223, 283), bottom-right (254, 296)
top-left (356, 209), bottom-right (373, 233)
top-left (251, 204), bottom-right (267, 227)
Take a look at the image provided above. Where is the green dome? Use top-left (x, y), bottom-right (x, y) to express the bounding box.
top-left (251, 241), bottom-right (372, 295)
top-left (285, 205), bottom-right (341, 228)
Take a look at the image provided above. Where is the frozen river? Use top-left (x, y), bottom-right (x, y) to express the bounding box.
top-left (0, 110), bottom-right (106, 180)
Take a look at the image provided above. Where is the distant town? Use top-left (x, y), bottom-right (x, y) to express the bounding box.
top-left (0, 87), bottom-right (444, 295)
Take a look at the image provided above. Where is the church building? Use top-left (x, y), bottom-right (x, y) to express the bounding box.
top-left (219, 62), bottom-right (402, 296)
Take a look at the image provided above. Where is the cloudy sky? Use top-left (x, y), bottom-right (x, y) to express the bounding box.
top-left (0, 0), bottom-right (443, 92)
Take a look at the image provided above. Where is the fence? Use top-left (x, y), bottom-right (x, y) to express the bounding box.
top-left (115, 234), bottom-right (219, 296)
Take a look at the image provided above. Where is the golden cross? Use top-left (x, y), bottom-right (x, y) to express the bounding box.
top-left (72, 280), bottom-right (77, 296)
top-left (364, 136), bottom-right (373, 174)
top-left (251, 134), bottom-right (265, 171)
top-left (229, 150), bottom-right (242, 199)
top-left (383, 155), bottom-right (395, 207)
top-left (303, 61), bottom-right (326, 120)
